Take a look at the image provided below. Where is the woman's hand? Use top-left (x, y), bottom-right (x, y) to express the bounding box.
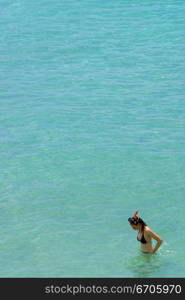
top-left (148, 248), bottom-right (155, 254)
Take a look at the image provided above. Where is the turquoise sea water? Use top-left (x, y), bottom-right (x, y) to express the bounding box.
top-left (0, 0), bottom-right (185, 277)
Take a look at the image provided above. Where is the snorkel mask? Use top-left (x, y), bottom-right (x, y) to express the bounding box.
top-left (128, 210), bottom-right (139, 225)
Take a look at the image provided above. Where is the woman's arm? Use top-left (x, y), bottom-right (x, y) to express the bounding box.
top-left (147, 229), bottom-right (163, 253)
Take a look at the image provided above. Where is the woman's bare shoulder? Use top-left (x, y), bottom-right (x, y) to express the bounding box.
top-left (145, 226), bottom-right (151, 231)
top-left (144, 226), bottom-right (153, 235)
top-left (144, 226), bottom-right (163, 241)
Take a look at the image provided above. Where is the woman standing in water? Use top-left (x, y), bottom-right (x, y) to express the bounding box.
top-left (128, 211), bottom-right (163, 254)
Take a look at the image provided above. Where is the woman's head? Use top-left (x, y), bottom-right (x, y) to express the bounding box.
top-left (128, 211), bottom-right (147, 231)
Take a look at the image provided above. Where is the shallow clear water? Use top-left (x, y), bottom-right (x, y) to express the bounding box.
top-left (0, 0), bottom-right (185, 277)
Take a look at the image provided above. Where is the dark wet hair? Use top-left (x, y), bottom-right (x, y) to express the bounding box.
top-left (128, 216), bottom-right (147, 232)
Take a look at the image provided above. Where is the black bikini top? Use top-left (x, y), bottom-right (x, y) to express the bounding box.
top-left (137, 231), bottom-right (147, 244)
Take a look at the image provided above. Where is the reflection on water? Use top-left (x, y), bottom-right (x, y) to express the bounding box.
top-left (124, 242), bottom-right (185, 278)
top-left (125, 250), bottom-right (162, 278)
